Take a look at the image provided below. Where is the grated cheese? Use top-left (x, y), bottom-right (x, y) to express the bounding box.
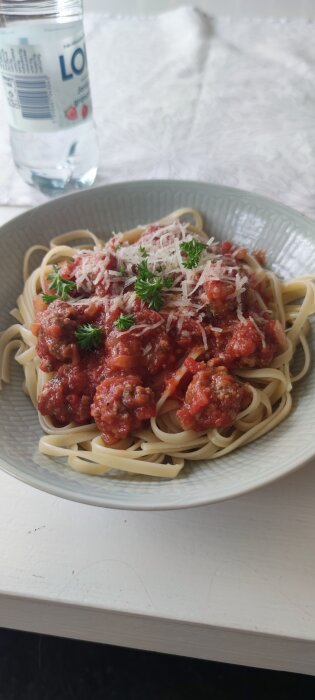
top-left (198, 323), bottom-right (208, 351)
top-left (165, 312), bottom-right (175, 332)
top-left (69, 219), bottom-right (261, 356)
top-left (177, 317), bottom-right (184, 334)
top-left (117, 320), bottom-right (164, 338)
top-left (143, 342), bottom-right (153, 355)
top-left (249, 316), bottom-right (267, 349)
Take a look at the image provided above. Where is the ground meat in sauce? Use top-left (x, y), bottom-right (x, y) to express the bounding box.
top-left (35, 229), bottom-right (285, 444)
top-left (223, 320), bottom-right (263, 362)
top-left (37, 355), bottom-right (116, 427)
top-left (106, 308), bottom-right (176, 375)
top-left (168, 316), bottom-right (208, 353)
top-left (221, 319), bottom-right (282, 369)
top-left (36, 301), bottom-right (80, 371)
top-left (203, 279), bottom-right (238, 315)
top-left (35, 300), bottom-right (103, 372)
top-left (177, 366), bottom-right (251, 431)
top-left (91, 374), bottom-right (156, 444)
top-left (37, 372), bottom-right (92, 425)
top-left (36, 298), bottom-right (281, 437)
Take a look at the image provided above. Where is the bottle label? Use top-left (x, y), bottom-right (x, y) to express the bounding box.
top-left (0, 20), bottom-right (93, 132)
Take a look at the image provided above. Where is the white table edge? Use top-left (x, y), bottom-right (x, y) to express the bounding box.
top-left (1, 591), bottom-right (315, 676)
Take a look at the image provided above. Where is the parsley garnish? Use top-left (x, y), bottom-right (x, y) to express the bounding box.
top-left (180, 239), bottom-right (207, 269)
top-left (42, 293), bottom-right (58, 305)
top-left (118, 265), bottom-right (126, 275)
top-left (75, 324), bottom-right (103, 351)
top-left (139, 245), bottom-right (149, 258)
top-left (135, 258), bottom-right (173, 311)
top-left (47, 265), bottom-right (76, 301)
top-left (114, 313), bottom-right (135, 331)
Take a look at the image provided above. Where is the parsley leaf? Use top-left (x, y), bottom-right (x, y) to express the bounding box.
top-left (114, 314), bottom-right (135, 331)
top-left (75, 324), bottom-right (103, 351)
top-left (48, 265), bottom-right (76, 301)
top-left (135, 258), bottom-right (173, 311)
top-left (139, 245), bottom-right (149, 258)
top-left (180, 239), bottom-right (207, 269)
top-left (42, 293), bottom-right (58, 305)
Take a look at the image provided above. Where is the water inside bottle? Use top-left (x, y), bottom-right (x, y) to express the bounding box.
top-left (11, 120), bottom-right (99, 196)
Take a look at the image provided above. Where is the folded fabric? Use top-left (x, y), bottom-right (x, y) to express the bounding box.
top-left (0, 8), bottom-right (315, 217)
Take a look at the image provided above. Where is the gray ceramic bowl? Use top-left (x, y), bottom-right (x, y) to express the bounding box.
top-left (0, 181), bottom-right (314, 509)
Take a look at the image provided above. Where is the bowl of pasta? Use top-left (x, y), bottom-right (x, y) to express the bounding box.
top-left (0, 180), bottom-right (314, 509)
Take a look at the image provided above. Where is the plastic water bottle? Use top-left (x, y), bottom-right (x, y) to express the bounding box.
top-left (0, 0), bottom-right (98, 196)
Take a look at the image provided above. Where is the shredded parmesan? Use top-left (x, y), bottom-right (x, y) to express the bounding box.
top-left (166, 312), bottom-right (175, 332)
top-left (70, 219), bottom-right (263, 360)
top-left (249, 316), bottom-right (267, 348)
top-left (117, 320), bottom-right (164, 337)
top-left (235, 272), bottom-right (248, 323)
top-left (143, 343), bottom-right (153, 355)
top-left (177, 317), bottom-right (184, 334)
top-left (198, 323), bottom-right (208, 351)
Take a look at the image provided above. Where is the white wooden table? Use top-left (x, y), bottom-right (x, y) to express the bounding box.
top-left (1, 204), bottom-right (315, 677)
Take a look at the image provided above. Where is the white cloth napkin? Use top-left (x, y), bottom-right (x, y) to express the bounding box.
top-left (1, 8), bottom-right (315, 217)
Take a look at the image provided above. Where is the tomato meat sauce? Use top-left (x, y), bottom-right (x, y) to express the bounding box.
top-left (177, 365), bottom-right (251, 431)
top-left (34, 223), bottom-right (286, 443)
top-left (91, 375), bottom-right (156, 444)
